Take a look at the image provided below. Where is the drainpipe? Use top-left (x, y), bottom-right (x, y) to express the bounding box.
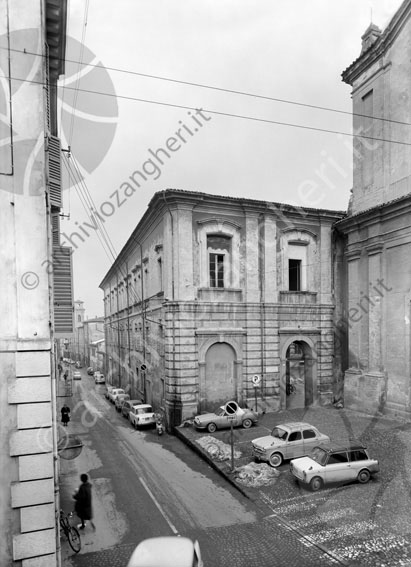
top-left (50, 341), bottom-right (61, 567)
top-left (258, 214), bottom-right (266, 406)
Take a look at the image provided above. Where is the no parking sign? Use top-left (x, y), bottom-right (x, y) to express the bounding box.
top-left (252, 375), bottom-right (261, 387)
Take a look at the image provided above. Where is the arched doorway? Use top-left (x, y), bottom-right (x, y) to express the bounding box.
top-left (285, 340), bottom-right (314, 409)
top-left (204, 342), bottom-right (236, 411)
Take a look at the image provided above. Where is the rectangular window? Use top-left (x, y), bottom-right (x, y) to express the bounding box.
top-left (209, 253), bottom-right (225, 287)
top-left (289, 259), bottom-right (301, 291)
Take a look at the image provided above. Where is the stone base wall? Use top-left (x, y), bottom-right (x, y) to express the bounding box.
top-left (343, 369), bottom-right (387, 415)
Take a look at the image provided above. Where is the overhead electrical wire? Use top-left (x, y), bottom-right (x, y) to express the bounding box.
top-left (3, 44), bottom-right (411, 128)
top-left (5, 74), bottom-right (411, 147)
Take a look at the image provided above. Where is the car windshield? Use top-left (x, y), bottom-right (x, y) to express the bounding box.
top-left (135, 406), bottom-right (152, 415)
top-left (310, 447), bottom-right (328, 465)
top-left (271, 427), bottom-right (288, 440)
top-left (216, 408), bottom-right (226, 416)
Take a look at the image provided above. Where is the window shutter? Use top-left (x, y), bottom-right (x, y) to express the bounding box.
top-left (51, 213), bottom-right (60, 246)
top-left (44, 43), bottom-right (51, 133)
top-left (47, 136), bottom-right (62, 207)
top-left (53, 246), bottom-right (74, 334)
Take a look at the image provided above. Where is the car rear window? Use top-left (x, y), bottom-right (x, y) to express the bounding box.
top-left (303, 429), bottom-right (316, 439)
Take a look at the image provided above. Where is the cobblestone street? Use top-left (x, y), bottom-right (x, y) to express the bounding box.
top-left (176, 406), bottom-right (411, 566)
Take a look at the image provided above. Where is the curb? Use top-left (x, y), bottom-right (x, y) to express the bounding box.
top-left (173, 426), bottom-right (253, 500)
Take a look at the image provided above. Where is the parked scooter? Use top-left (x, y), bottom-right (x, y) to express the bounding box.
top-left (155, 414), bottom-right (164, 436)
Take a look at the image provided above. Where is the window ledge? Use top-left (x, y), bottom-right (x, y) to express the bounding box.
top-left (279, 291), bottom-right (317, 304)
top-left (198, 288), bottom-right (242, 302)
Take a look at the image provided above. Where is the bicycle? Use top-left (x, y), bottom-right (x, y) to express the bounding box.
top-left (59, 510), bottom-right (81, 553)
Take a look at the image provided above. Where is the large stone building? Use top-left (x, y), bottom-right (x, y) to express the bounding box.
top-left (0, 1), bottom-right (72, 565)
top-left (100, 190), bottom-right (345, 426)
top-left (337, 0), bottom-right (411, 417)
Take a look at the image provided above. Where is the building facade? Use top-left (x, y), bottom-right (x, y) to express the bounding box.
top-left (0, 1), bottom-right (72, 565)
top-left (100, 190), bottom-right (345, 427)
top-left (337, 0), bottom-right (411, 418)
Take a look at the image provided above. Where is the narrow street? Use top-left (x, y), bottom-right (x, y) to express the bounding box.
top-left (59, 371), bottom-right (341, 567)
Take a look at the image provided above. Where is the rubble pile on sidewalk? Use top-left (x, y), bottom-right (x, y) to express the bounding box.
top-left (196, 435), bottom-right (242, 461)
top-left (234, 461), bottom-right (280, 487)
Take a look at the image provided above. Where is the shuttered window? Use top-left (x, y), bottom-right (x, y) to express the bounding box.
top-left (53, 246), bottom-right (74, 334)
top-left (47, 136), bottom-right (62, 207)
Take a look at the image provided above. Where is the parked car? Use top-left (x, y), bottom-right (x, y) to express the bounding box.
top-left (73, 371), bottom-right (81, 380)
top-left (87, 367), bottom-right (94, 375)
top-left (127, 536), bottom-right (203, 567)
top-left (290, 442), bottom-right (380, 491)
top-left (105, 385), bottom-right (113, 399)
top-left (94, 372), bottom-right (105, 384)
top-left (193, 402), bottom-right (258, 433)
top-left (115, 393), bottom-right (130, 412)
top-left (129, 404), bottom-right (156, 429)
top-left (75, 361), bottom-right (82, 368)
top-left (251, 422), bottom-right (330, 467)
top-left (108, 388), bottom-right (126, 403)
top-left (121, 399), bottom-right (144, 419)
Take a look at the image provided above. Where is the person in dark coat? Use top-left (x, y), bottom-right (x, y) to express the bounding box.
top-left (73, 474), bottom-right (95, 530)
top-left (61, 404), bottom-right (70, 426)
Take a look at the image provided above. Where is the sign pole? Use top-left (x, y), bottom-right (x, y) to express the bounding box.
top-left (230, 419), bottom-right (234, 472)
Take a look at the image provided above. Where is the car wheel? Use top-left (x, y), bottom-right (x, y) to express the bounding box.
top-left (269, 452), bottom-right (283, 467)
top-left (357, 469), bottom-right (371, 484)
top-left (242, 418), bottom-right (252, 429)
top-left (310, 476), bottom-right (323, 492)
top-left (207, 423), bottom-right (217, 433)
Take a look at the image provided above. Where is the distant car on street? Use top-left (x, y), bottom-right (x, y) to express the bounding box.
top-left (94, 372), bottom-right (105, 384)
top-left (290, 442), bottom-right (380, 491)
top-left (121, 399), bottom-right (144, 419)
top-left (127, 536), bottom-right (203, 567)
top-left (129, 404), bottom-right (156, 429)
top-left (252, 422), bottom-right (330, 467)
top-left (87, 367), bottom-right (94, 375)
top-left (73, 371), bottom-right (81, 380)
top-left (115, 393), bottom-right (130, 412)
top-left (108, 388), bottom-right (125, 404)
top-left (105, 385), bottom-right (113, 399)
top-left (193, 402), bottom-right (258, 433)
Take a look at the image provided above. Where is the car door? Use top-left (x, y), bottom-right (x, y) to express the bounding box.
top-left (285, 430), bottom-right (303, 459)
top-left (302, 428), bottom-right (321, 456)
top-left (324, 451), bottom-right (350, 483)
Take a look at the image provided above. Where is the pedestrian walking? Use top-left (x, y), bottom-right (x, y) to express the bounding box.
top-left (63, 369), bottom-right (68, 381)
top-left (73, 474), bottom-right (95, 530)
top-left (61, 404), bottom-right (70, 426)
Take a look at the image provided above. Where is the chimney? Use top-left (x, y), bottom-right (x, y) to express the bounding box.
top-left (361, 23), bottom-right (382, 54)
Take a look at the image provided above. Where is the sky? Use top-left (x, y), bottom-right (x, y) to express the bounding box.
top-left (59, 0), bottom-right (404, 317)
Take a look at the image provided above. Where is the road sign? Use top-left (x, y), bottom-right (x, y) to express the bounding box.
top-left (225, 401), bottom-right (238, 415)
top-left (227, 415), bottom-right (236, 421)
top-left (140, 364), bottom-right (147, 371)
top-left (252, 375), bottom-right (261, 385)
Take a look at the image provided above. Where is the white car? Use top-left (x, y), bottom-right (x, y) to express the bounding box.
top-left (94, 372), bottom-right (105, 384)
top-left (252, 422), bottom-right (330, 467)
top-left (108, 388), bottom-right (125, 403)
top-left (129, 404), bottom-right (156, 429)
top-left (127, 536), bottom-right (203, 567)
top-left (73, 371), bottom-right (81, 380)
top-left (290, 442), bottom-right (380, 491)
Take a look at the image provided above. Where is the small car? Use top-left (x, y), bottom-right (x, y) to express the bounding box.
top-left (129, 404), bottom-right (156, 429)
top-left (115, 393), bottom-right (130, 412)
top-left (87, 367), bottom-right (94, 375)
top-left (127, 536), bottom-right (203, 567)
top-left (94, 372), bottom-right (105, 384)
top-left (75, 361), bottom-right (82, 368)
top-left (193, 402), bottom-right (258, 433)
top-left (290, 442), bottom-right (380, 491)
top-left (251, 422), bottom-right (330, 467)
top-left (105, 385), bottom-right (113, 399)
top-left (121, 399), bottom-right (144, 419)
top-left (108, 388), bottom-right (126, 403)
top-left (73, 371), bottom-right (81, 380)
